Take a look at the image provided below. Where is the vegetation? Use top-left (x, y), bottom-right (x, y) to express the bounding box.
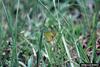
top-left (0, 0), bottom-right (100, 67)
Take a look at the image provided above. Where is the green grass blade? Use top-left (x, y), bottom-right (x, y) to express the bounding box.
top-left (2, 0), bottom-right (20, 67)
top-left (62, 34), bottom-right (75, 67)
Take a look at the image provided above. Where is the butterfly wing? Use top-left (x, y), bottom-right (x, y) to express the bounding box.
top-left (44, 32), bottom-right (56, 42)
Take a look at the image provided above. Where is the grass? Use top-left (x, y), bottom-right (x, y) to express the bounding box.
top-left (0, 0), bottom-right (100, 67)
top-left (2, 0), bottom-right (18, 67)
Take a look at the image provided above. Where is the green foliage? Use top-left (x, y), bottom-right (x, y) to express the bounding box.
top-left (0, 0), bottom-right (100, 67)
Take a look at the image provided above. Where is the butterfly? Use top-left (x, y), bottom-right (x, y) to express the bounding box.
top-left (44, 31), bottom-right (56, 43)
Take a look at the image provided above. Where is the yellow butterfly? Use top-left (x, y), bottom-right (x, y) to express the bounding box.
top-left (44, 31), bottom-right (56, 42)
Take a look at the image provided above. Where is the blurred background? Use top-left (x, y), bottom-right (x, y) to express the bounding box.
top-left (0, 0), bottom-right (100, 67)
